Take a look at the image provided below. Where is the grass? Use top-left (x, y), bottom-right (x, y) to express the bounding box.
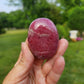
top-left (58, 41), bottom-right (84, 84)
top-left (0, 29), bottom-right (84, 84)
top-left (0, 29), bottom-right (28, 83)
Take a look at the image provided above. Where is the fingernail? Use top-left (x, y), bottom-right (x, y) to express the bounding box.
top-left (21, 42), bottom-right (25, 46)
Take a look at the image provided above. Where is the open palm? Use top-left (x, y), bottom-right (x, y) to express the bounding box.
top-left (3, 39), bottom-right (68, 84)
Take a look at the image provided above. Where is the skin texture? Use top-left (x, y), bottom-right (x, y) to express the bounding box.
top-left (28, 18), bottom-right (59, 60)
top-left (3, 38), bottom-right (68, 84)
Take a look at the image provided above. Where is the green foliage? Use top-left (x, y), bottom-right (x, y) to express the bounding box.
top-left (0, 29), bottom-right (6, 34)
top-left (56, 0), bottom-right (81, 10)
top-left (7, 10), bottom-right (26, 28)
top-left (55, 0), bottom-right (82, 24)
top-left (9, 0), bottom-right (64, 26)
top-left (0, 0), bottom-right (65, 30)
top-left (68, 6), bottom-right (84, 32)
top-left (0, 20), bottom-right (3, 33)
top-left (0, 10), bottom-right (26, 31)
top-left (25, 1), bottom-right (64, 25)
top-left (38, 4), bottom-right (64, 24)
top-left (0, 12), bottom-right (8, 27)
top-left (0, 12), bottom-right (8, 34)
top-left (2, 0), bottom-right (84, 32)
top-left (56, 24), bottom-right (70, 40)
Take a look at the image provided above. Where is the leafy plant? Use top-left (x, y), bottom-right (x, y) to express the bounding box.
top-left (68, 6), bottom-right (84, 32)
top-left (56, 24), bottom-right (70, 40)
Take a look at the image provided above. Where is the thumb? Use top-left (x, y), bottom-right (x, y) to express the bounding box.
top-left (3, 42), bottom-right (34, 84)
top-left (15, 42), bottom-right (34, 72)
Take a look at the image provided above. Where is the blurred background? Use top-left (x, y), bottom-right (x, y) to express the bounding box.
top-left (0, 0), bottom-right (84, 84)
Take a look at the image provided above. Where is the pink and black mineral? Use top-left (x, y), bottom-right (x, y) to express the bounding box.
top-left (28, 18), bottom-right (59, 60)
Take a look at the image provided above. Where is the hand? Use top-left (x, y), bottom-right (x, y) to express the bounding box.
top-left (3, 38), bottom-right (68, 84)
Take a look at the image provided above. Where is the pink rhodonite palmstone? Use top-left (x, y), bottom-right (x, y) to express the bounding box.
top-left (28, 18), bottom-right (59, 60)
